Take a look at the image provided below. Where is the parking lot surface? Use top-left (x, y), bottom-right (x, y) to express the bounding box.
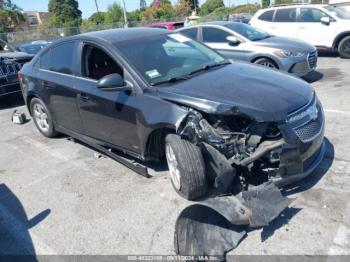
top-left (1, 56), bottom-right (350, 257)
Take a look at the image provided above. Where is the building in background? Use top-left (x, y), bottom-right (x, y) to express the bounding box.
top-left (22, 11), bottom-right (51, 29)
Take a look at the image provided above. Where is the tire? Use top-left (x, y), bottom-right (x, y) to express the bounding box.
top-left (253, 58), bottom-right (278, 69)
top-left (338, 36), bottom-right (350, 59)
top-left (30, 97), bottom-right (58, 138)
top-left (165, 134), bottom-right (207, 200)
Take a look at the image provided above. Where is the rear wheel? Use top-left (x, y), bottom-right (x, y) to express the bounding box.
top-left (338, 36), bottom-right (350, 59)
top-left (165, 134), bottom-right (207, 200)
top-left (30, 97), bottom-right (57, 138)
top-left (253, 58), bottom-right (278, 69)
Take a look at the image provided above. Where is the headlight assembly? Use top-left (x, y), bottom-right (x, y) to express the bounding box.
top-left (274, 50), bottom-right (305, 58)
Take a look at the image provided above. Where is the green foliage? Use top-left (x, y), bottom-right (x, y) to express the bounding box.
top-left (141, 1), bottom-right (176, 20)
top-left (262, 0), bottom-right (270, 8)
top-left (48, 0), bottom-right (82, 27)
top-left (128, 10), bottom-right (141, 22)
top-left (201, 4), bottom-right (261, 20)
top-left (88, 12), bottom-right (107, 25)
top-left (274, 0), bottom-right (293, 5)
top-left (105, 2), bottom-right (123, 23)
top-left (200, 0), bottom-right (225, 16)
top-left (0, 0), bottom-right (25, 34)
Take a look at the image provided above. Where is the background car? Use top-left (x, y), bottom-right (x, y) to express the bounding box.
top-left (177, 22), bottom-right (317, 77)
top-left (143, 21), bottom-right (184, 30)
top-left (15, 41), bottom-right (50, 55)
top-left (0, 39), bottom-right (33, 97)
top-left (228, 13), bottom-right (252, 24)
top-left (250, 4), bottom-right (350, 58)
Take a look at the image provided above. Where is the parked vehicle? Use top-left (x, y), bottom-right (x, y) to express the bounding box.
top-left (16, 41), bottom-right (50, 55)
top-left (19, 28), bottom-right (325, 200)
top-left (177, 22), bottom-right (317, 76)
top-left (144, 21), bottom-right (184, 30)
top-left (250, 4), bottom-right (350, 58)
top-left (228, 13), bottom-right (252, 24)
top-left (0, 39), bottom-right (33, 97)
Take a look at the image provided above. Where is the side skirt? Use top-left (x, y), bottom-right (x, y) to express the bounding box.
top-left (57, 126), bottom-right (151, 178)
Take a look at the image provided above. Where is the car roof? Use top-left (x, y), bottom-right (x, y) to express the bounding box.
top-left (263, 4), bottom-right (327, 10)
top-left (144, 21), bottom-right (184, 26)
top-left (57, 28), bottom-right (169, 44)
top-left (202, 21), bottom-right (244, 26)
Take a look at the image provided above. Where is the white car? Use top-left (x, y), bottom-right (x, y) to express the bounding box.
top-left (250, 4), bottom-right (350, 58)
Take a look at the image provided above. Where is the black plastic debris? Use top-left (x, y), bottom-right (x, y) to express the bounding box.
top-left (174, 182), bottom-right (293, 259)
top-left (12, 110), bottom-right (27, 124)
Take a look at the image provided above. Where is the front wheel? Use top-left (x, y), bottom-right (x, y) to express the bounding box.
top-left (30, 97), bottom-right (58, 138)
top-left (165, 134), bottom-right (207, 200)
top-left (338, 36), bottom-right (350, 58)
top-left (253, 58), bottom-right (278, 69)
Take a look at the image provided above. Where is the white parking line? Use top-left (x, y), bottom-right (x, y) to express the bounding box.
top-left (324, 109), bottom-right (350, 115)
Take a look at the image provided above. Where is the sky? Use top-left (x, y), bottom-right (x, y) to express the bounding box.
top-left (13, 0), bottom-right (251, 19)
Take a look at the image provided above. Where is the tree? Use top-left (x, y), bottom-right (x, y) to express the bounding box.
top-left (140, 1), bottom-right (176, 21)
top-left (88, 11), bottom-right (107, 25)
top-left (200, 0), bottom-right (225, 15)
top-left (48, 0), bottom-right (82, 27)
top-left (175, 0), bottom-right (191, 16)
top-left (140, 0), bottom-right (147, 10)
top-left (261, 0), bottom-right (270, 8)
top-left (105, 2), bottom-right (123, 23)
top-left (0, 0), bottom-right (24, 34)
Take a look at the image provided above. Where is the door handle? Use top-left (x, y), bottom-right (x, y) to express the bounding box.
top-left (43, 81), bottom-right (56, 89)
top-left (79, 93), bottom-right (90, 101)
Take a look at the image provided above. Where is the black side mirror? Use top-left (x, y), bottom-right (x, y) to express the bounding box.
top-left (97, 73), bottom-right (131, 92)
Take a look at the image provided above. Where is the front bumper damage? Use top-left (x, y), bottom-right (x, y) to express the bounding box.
top-left (174, 95), bottom-right (325, 259)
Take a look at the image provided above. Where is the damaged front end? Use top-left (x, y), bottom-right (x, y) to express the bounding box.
top-left (177, 94), bottom-right (325, 193)
top-left (174, 95), bottom-right (325, 258)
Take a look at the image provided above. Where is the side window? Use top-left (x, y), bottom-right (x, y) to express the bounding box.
top-left (180, 28), bottom-right (198, 39)
top-left (82, 45), bottom-right (123, 81)
top-left (202, 27), bottom-right (231, 43)
top-left (258, 10), bottom-right (275, 22)
top-left (300, 8), bottom-right (330, 23)
top-left (150, 26), bottom-right (167, 29)
top-left (40, 50), bottom-right (50, 70)
top-left (274, 8), bottom-right (297, 22)
top-left (50, 42), bottom-right (75, 75)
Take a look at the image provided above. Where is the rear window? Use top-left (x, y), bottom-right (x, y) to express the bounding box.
top-left (40, 50), bottom-right (50, 70)
top-left (258, 10), bottom-right (275, 22)
top-left (274, 8), bottom-right (297, 22)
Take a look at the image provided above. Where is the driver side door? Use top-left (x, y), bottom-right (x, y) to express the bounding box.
top-left (75, 41), bottom-right (141, 153)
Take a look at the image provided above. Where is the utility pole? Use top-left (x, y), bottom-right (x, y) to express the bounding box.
top-left (121, 0), bottom-right (128, 28)
top-left (93, 0), bottom-right (102, 24)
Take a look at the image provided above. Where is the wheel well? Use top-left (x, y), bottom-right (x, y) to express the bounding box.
top-left (145, 127), bottom-right (175, 161)
top-left (334, 33), bottom-right (350, 49)
top-left (26, 95), bottom-right (37, 115)
top-left (251, 56), bottom-right (279, 69)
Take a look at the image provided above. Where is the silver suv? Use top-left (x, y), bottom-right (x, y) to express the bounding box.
top-left (177, 21), bottom-right (317, 77)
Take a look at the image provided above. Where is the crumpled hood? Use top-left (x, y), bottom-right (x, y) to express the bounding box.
top-left (0, 51), bottom-right (33, 61)
top-left (253, 36), bottom-right (316, 53)
top-left (158, 63), bottom-right (314, 122)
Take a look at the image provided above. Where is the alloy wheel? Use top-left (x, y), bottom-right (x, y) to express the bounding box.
top-left (33, 103), bottom-right (50, 133)
top-left (165, 144), bottom-right (181, 190)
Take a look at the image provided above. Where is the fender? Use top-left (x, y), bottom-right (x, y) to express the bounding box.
top-left (332, 31), bottom-right (350, 49)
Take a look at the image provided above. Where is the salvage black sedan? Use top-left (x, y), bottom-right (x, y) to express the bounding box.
top-left (19, 28), bottom-right (325, 200)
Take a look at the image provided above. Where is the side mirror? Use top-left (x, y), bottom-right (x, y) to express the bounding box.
top-left (226, 35), bottom-right (240, 45)
top-left (97, 73), bottom-right (131, 92)
top-left (321, 17), bottom-right (330, 25)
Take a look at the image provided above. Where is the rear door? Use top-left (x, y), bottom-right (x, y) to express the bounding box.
top-left (296, 7), bottom-right (336, 47)
top-left (37, 41), bottom-right (84, 133)
top-left (270, 7), bottom-right (298, 38)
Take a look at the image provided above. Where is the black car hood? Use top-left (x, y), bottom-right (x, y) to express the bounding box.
top-left (254, 36), bottom-right (316, 53)
top-left (158, 63), bottom-right (314, 122)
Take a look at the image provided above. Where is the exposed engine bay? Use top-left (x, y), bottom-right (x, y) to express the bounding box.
top-left (177, 108), bottom-right (288, 193)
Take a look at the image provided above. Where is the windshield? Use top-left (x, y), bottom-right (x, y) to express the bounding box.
top-left (116, 33), bottom-right (226, 85)
top-left (224, 23), bottom-right (270, 41)
top-left (324, 5), bottom-right (350, 19)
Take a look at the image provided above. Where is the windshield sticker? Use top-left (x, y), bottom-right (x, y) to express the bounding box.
top-left (146, 69), bottom-right (161, 79)
top-left (169, 33), bottom-right (191, 43)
